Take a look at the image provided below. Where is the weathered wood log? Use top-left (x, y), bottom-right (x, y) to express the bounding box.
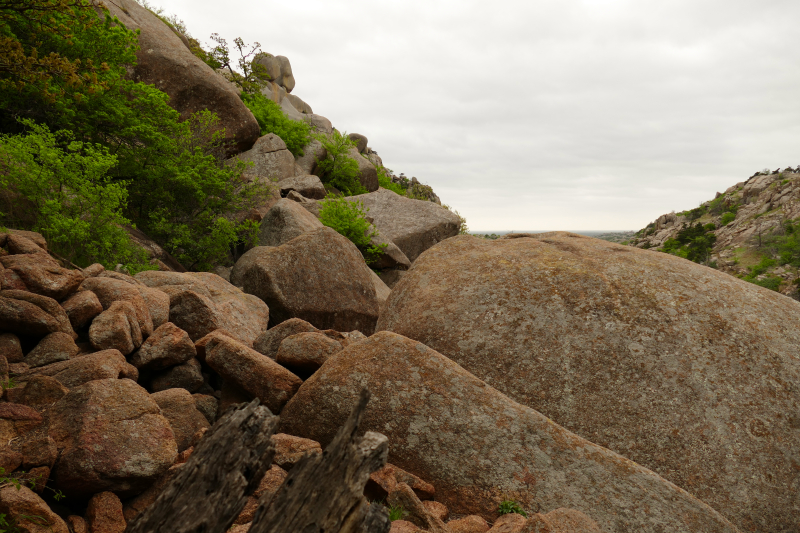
top-left (387, 482), bottom-right (448, 533)
top-left (125, 399), bottom-right (278, 533)
top-left (248, 388), bottom-right (391, 533)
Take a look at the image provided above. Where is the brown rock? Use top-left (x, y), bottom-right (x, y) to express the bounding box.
top-left (21, 465), bottom-right (50, 493)
top-left (377, 232), bottom-right (800, 533)
top-left (24, 332), bottom-right (78, 368)
top-left (236, 133), bottom-right (296, 183)
top-left (83, 263), bottom-right (105, 277)
top-left (0, 403), bottom-right (43, 443)
top-left (0, 290), bottom-right (74, 337)
top-left (80, 277), bottom-right (153, 337)
top-left (12, 428), bottom-right (58, 469)
top-left (0, 332), bottom-right (23, 363)
top-left (216, 380), bottom-right (250, 417)
top-left (0, 485), bottom-right (69, 533)
top-left (206, 335), bottom-right (302, 414)
top-left (371, 269), bottom-right (391, 310)
top-left (388, 483), bottom-right (447, 533)
top-left (366, 462), bottom-right (436, 502)
top-left (122, 464), bottom-right (183, 522)
top-left (233, 464), bottom-right (288, 524)
top-left (6, 233), bottom-right (46, 254)
top-left (67, 516), bottom-right (88, 533)
top-left (20, 349), bottom-right (135, 389)
top-left (272, 433), bottom-right (322, 470)
top-left (278, 332), bottom-right (740, 532)
top-left (253, 318), bottom-right (318, 359)
top-left (193, 328), bottom-right (237, 362)
top-left (488, 514), bottom-right (527, 533)
top-left (192, 393), bottom-right (219, 424)
top-left (258, 198), bottom-right (324, 247)
top-left (350, 189), bottom-right (461, 262)
top-left (0, 267), bottom-right (28, 290)
top-left (89, 301), bottom-right (142, 355)
top-left (150, 388), bottom-right (210, 452)
top-left (279, 174), bottom-right (326, 200)
top-left (151, 357), bottom-right (204, 393)
top-left (85, 492), bottom-right (126, 533)
top-left (524, 508), bottom-right (602, 533)
top-left (137, 286), bottom-right (170, 329)
top-left (18, 375), bottom-right (69, 411)
top-left (0, 445), bottom-right (23, 474)
top-left (348, 145), bottom-right (378, 192)
top-left (130, 322), bottom-right (195, 371)
top-left (423, 501), bottom-right (449, 522)
top-left (47, 378), bottom-right (177, 496)
top-left (275, 332), bottom-right (342, 374)
top-left (61, 290), bottom-right (103, 330)
top-left (348, 133), bottom-right (368, 153)
top-left (0, 253), bottom-right (83, 300)
top-left (103, 0), bottom-right (259, 154)
top-left (391, 521), bottom-right (421, 533)
top-left (294, 138), bottom-right (327, 176)
top-left (446, 516), bottom-right (490, 533)
top-left (134, 271), bottom-right (269, 346)
top-left (230, 227), bottom-right (379, 333)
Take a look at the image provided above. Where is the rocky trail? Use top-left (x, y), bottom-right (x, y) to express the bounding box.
top-left (0, 1), bottom-right (798, 532)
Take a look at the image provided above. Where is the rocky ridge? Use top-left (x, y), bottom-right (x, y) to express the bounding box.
top-left (630, 167), bottom-right (800, 297)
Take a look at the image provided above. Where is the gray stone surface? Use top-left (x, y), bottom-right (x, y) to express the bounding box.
top-left (258, 199), bottom-right (323, 247)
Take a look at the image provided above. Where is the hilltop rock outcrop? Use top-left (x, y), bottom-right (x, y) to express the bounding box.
top-left (280, 332), bottom-right (739, 533)
top-left (378, 232), bottom-right (800, 533)
top-left (103, 0), bottom-right (259, 154)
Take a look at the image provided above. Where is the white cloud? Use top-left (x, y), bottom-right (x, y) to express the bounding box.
top-left (158, 0), bottom-right (800, 230)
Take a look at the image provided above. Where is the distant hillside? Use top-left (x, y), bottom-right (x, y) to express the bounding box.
top-left (628, 167), bottom-right (800, 298)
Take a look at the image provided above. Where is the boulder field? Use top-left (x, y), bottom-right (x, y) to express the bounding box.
top-left (377, 231), bottom-right (800, 533)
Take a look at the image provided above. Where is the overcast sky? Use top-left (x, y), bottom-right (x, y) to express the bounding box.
top-left (158, 0), bottom-right (800, 231)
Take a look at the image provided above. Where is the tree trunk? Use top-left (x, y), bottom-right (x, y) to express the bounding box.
top-left (125, 399), bottom-right (278, 533)
top-left (247, 388), bottom-right (391, 533)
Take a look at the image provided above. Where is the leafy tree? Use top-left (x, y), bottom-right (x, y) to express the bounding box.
top-left (0, 120), bottom-right (151, 270)
top-left (314, 130), bottom-right (366, 196)
top-left (243, 92), bottom-right (311, 157)
top-left (661, 223), bottom-right (716, 264)
top-left (206, 34), bottom-right (270, 94)
top-left (318, 195), bottom-right (385, 265)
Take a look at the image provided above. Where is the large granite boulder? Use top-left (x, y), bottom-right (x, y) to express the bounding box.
top-left (294, 138), bottom-right (326, 176)
top-left (80, 277), bottom-right (154, 337)
top-left (236, 133), bottom-right (296, 184)
top-left (134, 271), bottom-right (269, 346)
top-left (230, 227), bottom-right (379, 333)
top-left (47, 378), bottom-right (177, 496)
top-left (378, 232), bottom-right (800, 533)
top-left (258, 198), bottom-right (323, 247)
top-left (0, 485), bottom-right (69, 533)
top-left (102, 0), bottom-right (259, 154)
top-left (0, 290), bottom-right (74, 337)
top-left (19, 350), bottom-right (137, 389)
top-left (350, 189), bottom-right (461, 262)
top-left (279, 332), bottom-right (738, 533)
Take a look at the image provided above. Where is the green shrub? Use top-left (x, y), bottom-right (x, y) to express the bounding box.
top-left (0, 121), bottom-right (151, 271)
top-left (387, 504), bottom-right (407, 522)
top-left (318, 195), bottom-right (386, 264)
top-left (720, 212), bottom-right (736, 226)
top-left (498, 500), bottom-right (527, 517)
top-left (752, 276), bottom-right (782, 291)
top-left (376, 165), bottom-right (406, 196)
top-left (660, 223), bottom-right (716, 264)
top-left (314, 131), bottom-right (366, 196)
top-left (242, 93), bottom-right (311, 157)
top-left (442, 204), bottom-right (469, 235)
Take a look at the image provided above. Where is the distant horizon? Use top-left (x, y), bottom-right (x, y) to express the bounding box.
top-left (470, 230), bottom-right (636, 235)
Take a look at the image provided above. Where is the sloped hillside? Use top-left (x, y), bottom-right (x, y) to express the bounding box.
top-left (629, 167), bottom-right (800, 297)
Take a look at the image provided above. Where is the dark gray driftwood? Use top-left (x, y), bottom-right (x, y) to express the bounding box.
top-left (248, 388), bottom-right (391, 533)
top-left (125, 399), bottom-right (278, 533)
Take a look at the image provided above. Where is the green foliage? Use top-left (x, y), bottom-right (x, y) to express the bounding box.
top-left (751, 276), bottom-right (782, 291)
top-left (242, 93), bottom-right (311, 157)
top-left (0, 466), bottom-right (65, 532)
top-left (0, 121), bottom-right (151, 270)
top-left (661, 223), bottom-right (716, 264)
top-left (721, 212), bottom-right (736, 226)
top-left (498, 500), bottom-right (528, 517)
top-left (677, 205), bottom-right (708, 222)
top-left (387, 504), bottom-right (407, 522)
top-left (318, 195), bottom-right (386, 265)
top-left (206, 34), bottom-right (270, 94)
top-left (442, 204), bottom-right (469, 235)
top-left (703, 223), bottom-right (717, 232)
top-left (314, 131), bottom-right (366, 196)
top-left (376, 165), bottom-right (406, 196)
